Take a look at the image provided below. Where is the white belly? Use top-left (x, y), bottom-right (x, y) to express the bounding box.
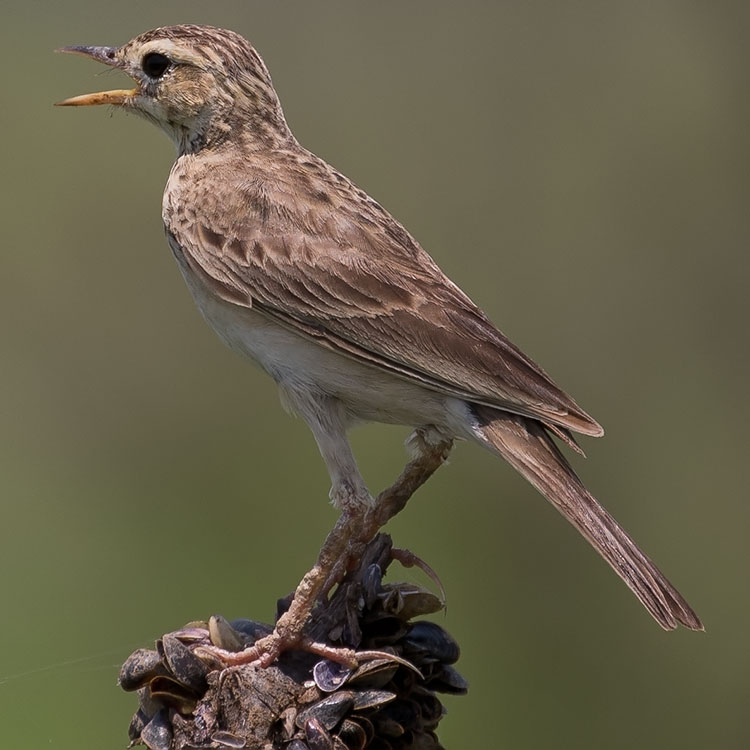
top-left (176, 256), bottom-right (472, 434)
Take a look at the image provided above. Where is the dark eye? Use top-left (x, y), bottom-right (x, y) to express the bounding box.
top-left (142, 52), bottom-right (171, 78)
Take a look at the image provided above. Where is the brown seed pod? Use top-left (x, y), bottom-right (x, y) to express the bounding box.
top-left (400, 622), bottom-right (460, 666)
top-left (139, 709), bottom-right (172, 750)
top-left (351, 689), bottom-right (397, 712)
top-left (313, 660), bottom-right (352, 692)
top-left (347, 659), bottom-right (399, 690)
top-left (147, 675), bottom-right (200, 715)
top-left (160, 634), bottom-right (209, 693)
top-left (379, 584), bottom-right (444, 620)
top-left (119, 648), bottom-right (166, 691)
top-left (296, 691), bottom-right (355, 730)
top-left (338, 718), bottom-right (368, 750)
top-left (305, 717), bottom-right (335, 750)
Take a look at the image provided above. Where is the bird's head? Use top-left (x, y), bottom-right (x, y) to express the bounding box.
top-left (56, 24), bottom-right (292, 154)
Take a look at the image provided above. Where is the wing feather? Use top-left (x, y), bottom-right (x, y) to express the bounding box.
top-left (165, 152), bottom-right (603, 438)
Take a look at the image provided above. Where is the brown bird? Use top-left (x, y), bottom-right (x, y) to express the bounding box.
top-left (57, 24), bottom-right (702, 664)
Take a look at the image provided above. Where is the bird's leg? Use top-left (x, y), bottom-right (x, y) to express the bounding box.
top-left (213, 392), bottom-right (367, 667)
top-left (372, 426), bottom-right (454, 528)
top-left (215, 509), bottom-right (361, 667)
top-left (210, 416), bottom-right (453, 668)
top-left (322, 427), bottom-right (454, 596)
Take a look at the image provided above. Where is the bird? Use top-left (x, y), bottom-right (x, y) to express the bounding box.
top-left (56, 24), bottom-right (702, 663)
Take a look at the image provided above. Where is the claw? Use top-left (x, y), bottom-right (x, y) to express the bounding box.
top-left (390, 547), bottom-right (447, 605)
top-left (348, 649), bottom-right (423, 678)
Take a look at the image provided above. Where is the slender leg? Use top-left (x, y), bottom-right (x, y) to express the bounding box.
top-left (327, 427), bottom-right (454, 596)
top-left (278, 386), bottom-right (372, 512)
top-left (209, 410), bottom-right (454, 668)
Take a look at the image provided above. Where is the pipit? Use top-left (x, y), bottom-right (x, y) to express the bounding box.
top-left (57, 24), bottom-right (702, 665)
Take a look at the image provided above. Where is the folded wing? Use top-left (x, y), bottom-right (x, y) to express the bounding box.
top-left (166, 156), bottom-right (603, 438)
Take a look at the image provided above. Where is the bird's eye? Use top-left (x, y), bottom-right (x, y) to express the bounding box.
top-left (141, 52), bottom-right (171, 79)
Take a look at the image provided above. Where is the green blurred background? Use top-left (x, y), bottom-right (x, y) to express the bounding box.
top-left (2, 1), bottom-right (748, 747)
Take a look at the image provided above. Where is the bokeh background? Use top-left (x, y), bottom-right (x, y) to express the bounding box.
top-left (2, 1), bottom-right (748, 747)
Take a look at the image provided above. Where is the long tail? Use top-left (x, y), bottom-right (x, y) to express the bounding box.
top-left (472, 405), bottom-right (703, 631)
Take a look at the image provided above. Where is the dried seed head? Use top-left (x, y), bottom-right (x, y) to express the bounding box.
top-left (121, 534), bottom-right (466, 750)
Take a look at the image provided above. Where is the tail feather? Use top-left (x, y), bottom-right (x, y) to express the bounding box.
top-left (473, 406), bottom-right (703, 631)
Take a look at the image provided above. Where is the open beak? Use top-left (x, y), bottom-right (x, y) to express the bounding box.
top-left (55, 45), bottom-right (138, 107)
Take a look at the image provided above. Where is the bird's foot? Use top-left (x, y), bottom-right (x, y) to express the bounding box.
top-left (198, 629), bottom-right (357, 668)
top-left (198, 630), bottom-right (421, 676)
top-left (197, 509), bottom-right (363, 670)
